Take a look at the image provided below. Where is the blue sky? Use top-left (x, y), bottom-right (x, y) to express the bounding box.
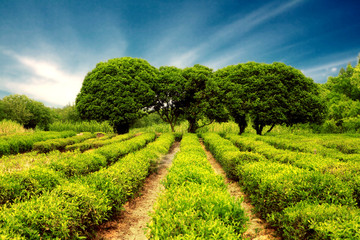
top-left (1, 0), bottom-right (360, 107)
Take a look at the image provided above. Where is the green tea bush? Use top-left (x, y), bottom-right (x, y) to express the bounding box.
top-left (0, 182), bottom-right (110, 239)
top-left (0, 166), bottom-right (64, 204)
top-left (238, 161), bottom-right (356, 218)
top-left (0, 134), bottom-right (175, 239)
top-left (85, 133), bottom-right (174, 212)
top-left (94, 132), bottom-right (156, 164)
top-left (32, 132), bottom-right (95, 153)
top-left (148, 134), bottom-right (248, 239)
top-left (49, 152), bottom-right (107, 178)
top-left (0, 131), bottom-right (76, 157)
top-left (49, 120), bottom-right (114, 133)
top-left (202, 132), bottom-right (266, 180)
top-left (65, 132), bottom-right (131, 152)
top-left (273, 202), bottom-right (360, 239)
top-left (225, 134), bottom-right (341, 172)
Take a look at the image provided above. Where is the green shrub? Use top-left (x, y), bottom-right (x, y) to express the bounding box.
top-left (49, 152), bottom-right (107, 178)
top-left (0, 131), bottom-right (76, 157)
top-left (65, 132), bottom-right (131, 152)
top-left (0, 167), bottom-right (64, 205)
top-left (148, 134), bottom-right (248, 239)
top-left (0, 182), bottom-right (110, 239)
top-left (273, 202), bottom-right (360, 239)
top-left (32, 132), bottom-right (95, 153)
top-left (94, 132), bottom-right (156, 164)
top-left (85, 133), bottom-right (174, 212)
top-left (202, 132), bottom-right (265, 180)
top-left (49, 120), bottom-right (114, 133)
top-left (238, 161), bottom-right (356, 218)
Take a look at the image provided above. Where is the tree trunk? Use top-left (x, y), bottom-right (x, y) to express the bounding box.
top-left (187, 117), bottom-right (198, 133)
top-left (236, 115), bottom-right (247, 135)
top-left (254, 123), bottom-right (264, 135)
top-left (266, 123), bottom-right (276, 134)
top-left (114, 123), bottom-right (130, 134)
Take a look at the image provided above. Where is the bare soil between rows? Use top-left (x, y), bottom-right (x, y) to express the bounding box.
top-left (93, 141), bottom-right (180, 240)
top-left (200, 141), bottom-right (281, 240)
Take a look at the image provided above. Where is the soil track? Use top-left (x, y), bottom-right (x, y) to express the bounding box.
top-left (93, 142), bottom-right (180, 240)
top-left (200, 141), bottom-right (281, 240)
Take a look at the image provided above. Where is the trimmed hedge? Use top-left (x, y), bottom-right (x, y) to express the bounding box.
top-left (0, 131), bottom-right (76, 157)
top-left (202, 132), bottom-right (266, 180)
top-left (204, 133), bottom-right (358, 239)
top-left (64, 132), bottom-right (129, 152)
top-left (0, 133), bottom-right (175, 239)
top-left (148, 134), bottom-right (248, 239)
top-left (84, 133), bottom-right (174, 212)
top-left (0, 133), bottom-right (156, 206)
top-left (272, 202), bottom-right (360, 239)
top-left (32, 132), bottom-right (95, 153)
top-left (0, 167), bottom-right (64, 205)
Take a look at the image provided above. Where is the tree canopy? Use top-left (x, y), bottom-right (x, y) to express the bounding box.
top-left (0, 94), bottom-right (52, 130)
top-left (75, 57), bottom-right (158, 134)
top-left (180, 64), bottom-right (228, 133)
top-left (152, 66), bottom-right (186, 132)
top-left (216, 62), bottom-right (326, 135)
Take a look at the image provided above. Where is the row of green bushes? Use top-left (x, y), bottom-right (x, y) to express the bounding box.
top-left (65, 132), bottom-right (130, 152)
top-left (0, 131), bottom-right (76, 157)
top-left (32, 132), bottom-right (95, 153)
top-left (0, 133), bottom-right (156, 205)
top-left (203, 132), bottom-right (360, 239)
top-left (49, 120), bottom-right (114, 133)
top-left (257, 134), bottom-right (360, 161)
top-left (226, 134), bottom-right (360, 206)
top-left (148, 134), bottom-right (248, 239)
top-left (0, 133), bottom-right (175, 239)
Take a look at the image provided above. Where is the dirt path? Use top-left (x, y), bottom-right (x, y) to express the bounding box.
top-left (93, 142), bottom-right (180, 240)
top-left (200, 141), bottom-right (281, 240)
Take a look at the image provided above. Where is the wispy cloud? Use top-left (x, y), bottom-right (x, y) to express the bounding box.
top-left (301, 55), bottom-right (358, 82)
top-left (159, 0), bottom-right (305, 68)
top-left (3, 50), bottom-right (85, 106)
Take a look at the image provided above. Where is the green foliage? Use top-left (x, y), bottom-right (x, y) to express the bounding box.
top-left (202, 132), bottom-right (266, 180)
top-left (239, 161), bottom-right (355, 218)
top-left (181, 64), bottom-right (229, 133)
top-left (0, 133), bottom-right (175, 239)
top-left (1, 94), bottom-right (52, 130)
top-left (0, 131), bottom-right (76, 157)
top-left (94, 132), bottom-right (156, 164)
top-left (148, 134), bottom-right (248, 239)
top-left (0, 119), bottom-right (27, 135)
top-left (64, 132), bottom-right (124, 152)
top-left (49, 120), bottom-right (113, 133)
top-left (216, 62), bottom-right (326, 135)
top-left (0, 182), bottom-right (111, 239)
top-left (49, 152), bottom-right (107, 178)
top-left (153, 66), bottom-right (186, 132)
top-left (85, 133), bottom-right (174, 212)
top-left (32, 132), bottom-right (95, 153)
top-left (0, 166), bottom-right (64, 205)
top-left (76, 57), bottom-right (158, 134)
top-left (50, 104), bottom-right (81, 122)
top-left (275, 202), bottom-right (360, 239)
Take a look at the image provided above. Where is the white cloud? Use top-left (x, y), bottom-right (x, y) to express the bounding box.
top-left (152, 0), bottom-right (305, 69)
top-left (301, 56), bottom-right (357, 82)
top-left (3, 51), bottom-right (84, 107)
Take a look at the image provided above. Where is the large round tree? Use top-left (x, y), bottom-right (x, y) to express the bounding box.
top-left (76, 57), bottom-right (158, 134)
top-left (216, 62), bottom-right (327, 135)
